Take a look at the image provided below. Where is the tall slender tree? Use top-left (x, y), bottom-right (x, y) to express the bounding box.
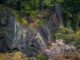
top-left (54, 0), bottom-right (64, 28)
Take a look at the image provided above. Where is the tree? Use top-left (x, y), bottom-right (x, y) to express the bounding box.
top-left (53, 0), bottom-right (64, 27)
top-left (61, 0), bottom-right (80, 32)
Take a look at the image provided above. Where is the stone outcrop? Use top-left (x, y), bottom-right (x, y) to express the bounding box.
top-left (0, 10), bottom-right (47, 57)
top-left (0, 9), bottom-right (78, 60)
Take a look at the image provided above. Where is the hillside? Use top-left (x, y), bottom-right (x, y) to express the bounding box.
top-left (0, 0), bottom-right (80, 60)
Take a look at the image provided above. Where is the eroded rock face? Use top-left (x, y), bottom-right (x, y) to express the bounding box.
top-left (21, 28), bottom-right (47, 57)
top-left (0, 9), bottom-right (78, 60)
top-left (0, 10), bottom-right (19, 52)
top-left (0, 9), bottom-right (25, 52)
top-left (0, 10), bottom-right (47, 56)
top-left (37, 27), bottom-right (51, 46)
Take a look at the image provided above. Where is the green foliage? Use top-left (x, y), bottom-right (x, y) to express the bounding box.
top-left (37, 19), bottom-right (46, 27)
top-left (74, 30), bottom-right (80, 48)
top-left (56, 0), bottom-right (64, 3)
top-left (19, 18), bottom-right (28, 26)
top-left (75, 41), bottom-right (80, 49)
top-left (27, 54), bottom-right (46, 60)
top-left (28, 57), bottom-right (36, 60)
top-left (0, 0), bottom-right (53, 16)
top-left (61, 0), bottom-right (80, 31)
top-left (54, 27), bottom-right (74, 43)
top-left (37, 54), bottom-right (46, 60)
top-left (44, 0), bottom-right (53, 8)
top-left (75, 30), bottom-right (80, 41)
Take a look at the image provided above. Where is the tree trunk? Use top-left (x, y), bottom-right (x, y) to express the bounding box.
top-left (54, 0), bottom-right (63, 28)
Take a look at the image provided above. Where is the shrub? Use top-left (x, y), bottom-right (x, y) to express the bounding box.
top-left (74, 30), bottom-right (80, 49)
top-left (54, 27), bottom-right (74, 43)
top-left (37, 19), bottom-right (46, 27)
top-left (75, 30), bottom-right (80, 41)
top-left (28, 57), bottom-right (36, 60)
top-left (37, 54), bottom-right (46, 60)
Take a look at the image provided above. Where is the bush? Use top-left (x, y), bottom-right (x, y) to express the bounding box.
top-left (54, 27), bottom-right (74, 43)
top-left (75, 30), bottom-right (80, 41)
top-left (37, 19), bottom-right (46, 27)
top-left (37, 54), bottom-right (46, 60)
top-left (28, 57), bottom-right (36, 60)
top-left (74, 30), bottom-right (80, 49)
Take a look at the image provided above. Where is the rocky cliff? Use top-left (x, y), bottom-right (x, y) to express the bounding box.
top-left (0, 9), bottom-right (79, 60)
